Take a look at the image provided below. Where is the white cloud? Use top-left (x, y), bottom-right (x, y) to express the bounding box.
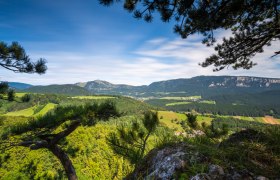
top-left (134, 34), bottom-right (280, 79)
top-left (1, 33), bottom-right (279, 86)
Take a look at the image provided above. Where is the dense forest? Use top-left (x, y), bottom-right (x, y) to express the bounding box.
top-left (146, 91), bottom-right (280, 118)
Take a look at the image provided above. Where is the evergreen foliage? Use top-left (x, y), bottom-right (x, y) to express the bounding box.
top-left (107, 111), bottom-right (159, 164)
top-left (0, 82), bottom-right (8, 95)
top-left (186, 113), bottom-right (198, 129)
top-left (21, 94), bottom-right (31, 102)
top-left (202, 122), bottom-right (229, 138)
top-left (7, 89), bottom-right (15, 101)
top-left (100, 0), bottom-right (280, 70)
top-left (0, 93), bottom-right (279, 178)
top-left (0, 42), bottom-right (47, 74)
top-left (0, 100), bottom-right (121, 180)
top-left (0, 95), bottom-right (157, 179)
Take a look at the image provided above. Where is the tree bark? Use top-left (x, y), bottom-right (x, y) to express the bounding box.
top-left (49, 144), bottom-right (77, 180)
top-left (18, 120), bottom-right (81, 180)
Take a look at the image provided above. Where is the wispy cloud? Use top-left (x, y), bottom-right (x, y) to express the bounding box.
top-left (1, 34), bottom-right (279, 86)
top-left (134, 34), bottom-right (280, 79)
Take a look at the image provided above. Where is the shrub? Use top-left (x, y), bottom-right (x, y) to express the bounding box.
top-left (21, 94), bottom-right (31, 102)
top-left (186, 113), bottom-right (199, 129)
top-left (7, 89), bottom-right (15, 101)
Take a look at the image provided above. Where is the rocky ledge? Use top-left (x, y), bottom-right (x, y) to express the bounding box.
top-left (126, 142), bottom-right (271, 180)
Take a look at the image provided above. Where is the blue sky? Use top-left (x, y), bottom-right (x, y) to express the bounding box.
top-left (0, 0), bottom-right (279, 85)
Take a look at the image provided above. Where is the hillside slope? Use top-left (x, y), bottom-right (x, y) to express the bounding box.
top-left (24, 84), bottom-right (91, 95)
top-left (82, 76), bottom-right (280, 97)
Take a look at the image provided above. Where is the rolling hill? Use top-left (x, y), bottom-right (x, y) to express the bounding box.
top-left (7, 82), bottom-right (33, 90)
top-left (24, 84), bottom-right (91, 95)
top-left (10, 76), bottom-right (280, 102)
top-left (81, 76), bottom-right (280, 98)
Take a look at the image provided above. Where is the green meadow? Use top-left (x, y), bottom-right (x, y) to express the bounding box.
top-left (3, 103), bottom-right (57, 117)
top-left (71, 96), bottom-right (116, 99)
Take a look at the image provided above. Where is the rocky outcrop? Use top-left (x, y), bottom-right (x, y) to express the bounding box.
top-left (191, 165), bottom-right (269, 180)
top-left (127, 141), bottom-right (271, 180)
top-left (126, 143), bottom-right (207, 179)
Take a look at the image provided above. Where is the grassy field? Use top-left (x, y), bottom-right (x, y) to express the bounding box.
top-left (199, 100), bottom-right (216, 104)
top-left (34, 103), bottom-right (57, 117)
top-left (157, 111), bottom-right (186, 132)
top-left (233, 116), bottom-right (255, 121)
top-left (160, 96), bottom-right (201, 100)
top-left (196, 115), bottom-right (213, 125)
top-left (254, 117), bottom-right (265, 123)
top-left (4, 106), bottom-right (36, 117)
top-left (165, 102), bottom-right (191, 106)
top-left (4, 103), bottom-right (56, 117)
top-left (165, 100), bottom-right (216, 106)
top-left (71, 96), bottom-right (115, 99)
top-left (15, 93), bottom-right (27, 98)
top-left (157, 110), bottom-right (280, 132)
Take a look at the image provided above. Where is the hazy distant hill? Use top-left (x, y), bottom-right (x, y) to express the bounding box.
top-left (82, 76), bottom-right (280, 97)
top-left (13, 76), bottom-right (280, 97)
top-left (24, 84), bottom-right (91, 95)
top-left (8, 82), bottom-right (33, 90)
top-left (75, 82), bottom-right (87, 87)
top-left (84, 80), bottom-right (146, 95)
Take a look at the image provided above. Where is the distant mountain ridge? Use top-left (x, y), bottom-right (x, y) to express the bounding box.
top-left (9, 76), bottom-right (280, 97)
top-left (7, 82), bottom-right (33, 90)
top-left (82, 76), bottom-right (280, 97)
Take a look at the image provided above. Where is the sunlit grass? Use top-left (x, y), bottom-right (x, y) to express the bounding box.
top-left (166, 100), bottom-right (216, 106)
top-left (34, 103), bottom-right (57, 117)
top-left (4, 103), bottom-right (56, 117)
top-left (15, 93), bottom-right (27, 98)
top-left (157, 111), bottom-right (186, 132)
top-left (160, 96), bottom-right (201, 100)
top-left (166, 102), bottom-right (191, 106)
top-left (196, 115), bottom-right (213, 125)
top-left (71, 96), bottom-right (115, 99)
top-left (199, 100), bottom-right (216, 104)
top-left (4, 106), bottom-right (36, 117)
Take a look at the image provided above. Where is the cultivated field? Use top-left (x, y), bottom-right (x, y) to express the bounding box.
top-left (3, 103), bottom-right (56, 117)
top-left (71, 96), bottom-right (115, 99)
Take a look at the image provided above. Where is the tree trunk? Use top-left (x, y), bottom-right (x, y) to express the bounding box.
top-left (49, 144), bottom-right (77, 180)
top-left (18, 120), bottom-right (81, 179)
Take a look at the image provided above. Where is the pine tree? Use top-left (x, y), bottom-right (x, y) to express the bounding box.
top-left (107, 111), bottom-right (159, 165)
top-left (1, 100), bottom-right (120, 180)
top-left (7, 89), bottom-right (15, 101)
top-left (0, 41), bottom-right (47, 74)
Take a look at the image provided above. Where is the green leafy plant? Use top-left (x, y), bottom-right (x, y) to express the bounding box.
top-left (107, 111), bottom-right (159, 165)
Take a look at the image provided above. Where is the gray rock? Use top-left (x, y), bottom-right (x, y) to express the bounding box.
top-left (209, 164), bottom-right (225, 175)
top-left (146, 151), bottom-right (187, 179)
top-left (231, 172), bottom-right (242, 180)
top-left (256, 176), bottom-right (269, 180)
top-left (127, 143), bottom-right (207, 180)
top-left (190, 173), bottom-right (211, 180)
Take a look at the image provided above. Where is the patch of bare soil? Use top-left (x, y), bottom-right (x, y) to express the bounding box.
top-left (262, 116), bottom-right (280, 125)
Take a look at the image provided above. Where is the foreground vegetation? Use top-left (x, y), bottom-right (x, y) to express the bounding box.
top-left (0, 93), bottom-right (279, 179)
